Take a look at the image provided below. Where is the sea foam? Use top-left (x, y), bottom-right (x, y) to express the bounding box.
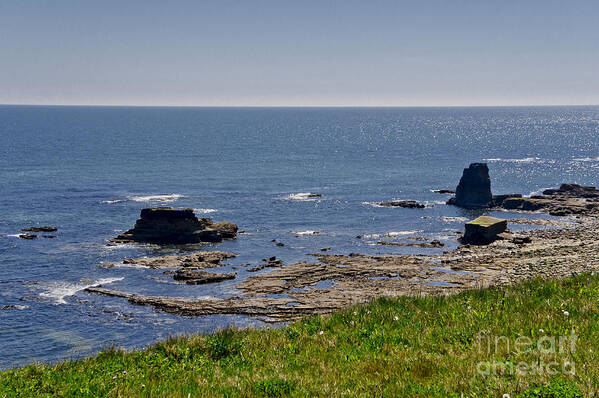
top-left (102, 194), bottom-right (183, 204)
top-left (285, 192), bottom-right (321, 201)
top-left (39, 277), bottom-right (124, 305)
top-left (573, 156), bottom-right (599, 162)
top-left (193, 208), bottom-right (218, 214)
top-left (484, 157), bottom-right (541, 163)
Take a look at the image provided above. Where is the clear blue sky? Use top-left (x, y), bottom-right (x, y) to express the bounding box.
top-left (1, 0), bottom-right (598, 106)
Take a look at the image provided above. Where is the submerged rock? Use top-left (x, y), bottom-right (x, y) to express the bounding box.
top-left (377, 239), bottom-right (444, 248)
top-left (247, 257), bottom-right (283, 272)
top-left (447, 163), bottom-right (493, 209)
top-left (21, 226), bottom-right (57, 232)
top-left (461, 216), bottom-right (508, 245)
top-left (113, 208), bottom-right (238, 244)
top-left (378, 200), bottom-right (426, 209)
top-left (432, 189), bottom-right (456, 194)
top-left (103, 250), bottom-right (237, 269)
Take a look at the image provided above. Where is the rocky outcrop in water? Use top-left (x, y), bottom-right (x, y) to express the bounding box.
top-left (21, 226), bottom-right (57, 232)
top-left (447, 163), bottom-right (493, 209)
top-left (543, 184), bottom-right (599, 198)
top-left (103, 250), bottom-right (237, 284)
top-left (113, 208), bottom-right (238, 244)
top-left (378, 200), bottom-right (426, 208)
top-left (492, 185), bottom-right (599, 216)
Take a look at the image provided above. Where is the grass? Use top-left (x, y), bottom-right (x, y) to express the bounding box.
top-left (2, 273), bottom-right (599, 397)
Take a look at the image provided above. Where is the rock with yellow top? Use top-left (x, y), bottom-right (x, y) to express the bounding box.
top-left (462, 216), bottom-right (508, 244)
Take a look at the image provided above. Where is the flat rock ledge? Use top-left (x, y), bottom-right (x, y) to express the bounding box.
top-left (102, 250), bottom-right (237, 284)
top-left (494, 185), bottom-right (599, 216)
top-left (86, 214), bottom-right (599, 322)
top-left (113, 208), bottom-right (238, 244)
top-left (172, 270), bottom-right (236, 285)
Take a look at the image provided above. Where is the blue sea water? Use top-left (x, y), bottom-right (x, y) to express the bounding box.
top-left (1, 105), bottom-right (598, 369)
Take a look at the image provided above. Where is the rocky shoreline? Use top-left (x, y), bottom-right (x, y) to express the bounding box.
top-left (84, 163), bottom-right (599, 323)
top-left (87, 215), bottom-right (599, 322)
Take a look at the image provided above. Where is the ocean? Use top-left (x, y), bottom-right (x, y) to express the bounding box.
top-left (1, 105), bottom-right (598, 369)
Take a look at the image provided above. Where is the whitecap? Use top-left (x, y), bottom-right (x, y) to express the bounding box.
top-left (484, 157), bottom-right (541, 163)
top-left (295, 230), bottom-right (320, 236)
top-left (4, 234), bottom-right (22, 238)
top-left (285, 192), bottom-right (321, 201)
top-left (442, 216), bottom-right (469, 223)
top-left (387, 230), bottom-right (423, 236)
top-left (39, 277), bottom-right (124, 305)
top-left (361, 201), bottom-right (384, 208)
top-left (573, 156), bottom-right (599, 162)
top-left (526, 187), bottom-right (555, 197)
top-left (102, 194), bottom-right (183, 204)
top-left (363, 231), bottom-right (423, 239)
top-left (426, 200), bottom-right (446, 205)
top-left (193, 208), bottom-right (218, 214)
top-left (128, 194), bottom-right (183, 202)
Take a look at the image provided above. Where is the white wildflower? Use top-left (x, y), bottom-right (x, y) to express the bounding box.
top-left (319, 330), bottom-right (324, 335)
top-left (393, 316), bottom-right (399, 321)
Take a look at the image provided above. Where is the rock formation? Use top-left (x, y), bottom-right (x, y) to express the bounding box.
top-left (378, 200), bottom-right (426, 208)
top-left (172, 270), bottom-right (236, 285)
top-left (543, 184), bottom-right (599, 198)
top-left (447, 163), bottom-right (493, 209)
top-left (461, 216), bottom-right (508, 244)
top-left (21, 226), bottom-right (57, 232)
top-left (493, 185), bottom-right (599, 216)
top-left (113, 208), bottom-right (238, 244)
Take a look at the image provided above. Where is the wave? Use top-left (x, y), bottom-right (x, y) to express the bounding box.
top-left (442, 216), bottom-right (468, 223)
top-left (526, 187), bottom-right (555, 197)
top-left (285, 192), bottom-right (321, 201)
top-left (427, 200), bottom-right (446, 205)
top-left (573, 156), bottom-right (599, 162)
top-left (484, 157), bottom-right (541, 163)
top-left (39, 277), bottom-right (124, 305)
top-left (193, 208), bottom-right (218, 214)
top-left (102, 194), bottom-right (183, 204)
top-left (388, 230), bottom-right (423, 236)
top-left (362, 201), bottom-right (384, 208)
top-left (129, 194), bottom-right (183, 202)
top-left (295, 230), bottom-right (320, 236)
top-left (364, 230), bottom-right (423, 239)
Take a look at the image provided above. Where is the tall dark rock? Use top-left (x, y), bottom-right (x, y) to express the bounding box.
top-left (447, 163), bottom-right (493, 209)
top-left (113, 207), bottom-right (238, 244)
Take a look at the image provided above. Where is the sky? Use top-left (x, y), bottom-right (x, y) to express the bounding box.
top-left (1, 0), bottom-right (598, 107)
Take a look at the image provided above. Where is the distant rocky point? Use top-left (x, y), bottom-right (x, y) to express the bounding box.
top-left (113, 207), bottom-right (238, 244)
top-left (447, 163), bottom-right (599, 216)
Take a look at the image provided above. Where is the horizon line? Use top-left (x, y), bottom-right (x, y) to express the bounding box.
top-left (1, 103), bottom-right (599, 109)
